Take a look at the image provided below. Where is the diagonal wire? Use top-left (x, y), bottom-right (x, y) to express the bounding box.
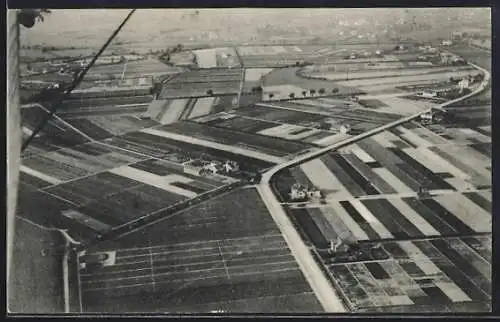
top-left (21, 9), bottom-right (137, 152)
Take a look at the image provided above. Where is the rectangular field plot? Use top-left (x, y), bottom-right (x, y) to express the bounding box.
top-left (78, 188), bottom-right (323, 313)
top-left (234, 105), bottom-right (327, 126)
top-left (203, 115), bottom-right (278, 133)
top-left (84, 115), bottom-right (158, 136)
top-left (21, 143), bottom-right (148, 182)
top-left (106, 131), bottom-right (275, 170)
top-left (158, 121), bottom-right (313, 157)
top-left (327, 235), bottom-right (491, 313)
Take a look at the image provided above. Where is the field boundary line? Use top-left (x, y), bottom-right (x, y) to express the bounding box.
top-left (216, 240), bottom-right (232, 282)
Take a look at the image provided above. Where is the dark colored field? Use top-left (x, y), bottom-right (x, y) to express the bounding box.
top-left (19, 172), bottom-right (52, 189)
top-left (339, 201), bottom-right (380, 240)
top-left (328, 264), bottom-right (370, 309)
top-left (128, 159), bottom-right (178, 176)
top-left (170, 181), bottom-right (208, 194)
top-left (330, 153), bottom-right (379, 195)
top-left (362, 199), bottom-right (421, 238)
top-left (77, 185), bottom-right (326, 312)
top-left (358, 99), bottom-right (388, 109)
top-left (435, 172), bottom-right (454, 179)
top-left (471, 127), bottom-right (491, 138)
top-left (236, 105), bottom-right (326, 125)
top-left (60, 96), bottom-right (153, 110)
top-left (388, 147), bottom-right (456, 191)
top-left (430, 239), bottom-right (491, 295)
top-left (420, 199), bottom-right (475, 234)
top-left (271, 169), bottom-right (298, 203)
top-left (70, 142), bottom-right (113, 157)
top-left (92, 188), bottom-right (281, 249)
top-left (389, 129), bottom-right (418, 148)
top-left (16, 187), bottom-right (98, 241)
top-left (402, 197), bottom-right (456, 236)
top-left (461, 236), bottom-right (491, 262)
top-left (211, 95), bottom-right (238, 113)
top-left (463, 192), bottom-right (491, 214)
top-left (467, 139), bottom-right (492, 158)
top-left (286, 208), bottom-right (328, 249)
top-left (160, 121), bottom-right (312, 156)
top-left (22, 106), bottom-right (90, 149)
top-left (358, 139), bottom-right (420, 191)
top-left (64, 118), bottom-right (113, 140)
top-left (413, 240), bottom-right (489, 302)
top-left (381, 242), bottom-right (408, 259)
top-left (210, 116), bottom-right (277, 133)
top-left (321, 155), bottom-right (366, 197)
top-left (399, 261), bottom-right (426, 278)
top-left (364, 262), bottom-right (390, 280)
top-left (366, 161), bottom-right (383, 168)
top-left (110, 131), bottom-right (274, 171)
top-left (8, 218), bottom-right (65, 313)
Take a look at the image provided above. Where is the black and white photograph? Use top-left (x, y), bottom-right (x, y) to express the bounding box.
top-left (6, 7), bottom-right (492, 314)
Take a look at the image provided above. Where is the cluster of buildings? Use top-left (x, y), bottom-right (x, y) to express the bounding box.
top-left (184, 159), bottom-right (240, 177)
top-left (289, 183), bottom-right (323, 201)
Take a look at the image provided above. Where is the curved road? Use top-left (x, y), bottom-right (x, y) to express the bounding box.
top-left (257, 61), bottom-right (490, 313)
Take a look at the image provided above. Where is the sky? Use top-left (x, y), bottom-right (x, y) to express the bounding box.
top-left (17, 8), bottom-right (490, 48)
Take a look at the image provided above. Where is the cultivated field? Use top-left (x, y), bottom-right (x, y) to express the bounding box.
top-left (271, 119), bottom-right (491, 312)
top-left (78, 188), bottom-right (323, 313)
top-left (158, 68), bottom-right (243, 99)
top-left (156, 121), bottom-right (313, 158)
top-left (8, 218), bottom-right (65, 313)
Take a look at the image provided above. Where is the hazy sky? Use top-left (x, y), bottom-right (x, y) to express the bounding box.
top-left (18, 8), bottom-right (490, 47)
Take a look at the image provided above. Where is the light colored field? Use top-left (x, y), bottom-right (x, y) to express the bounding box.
top-left (160, 99), bottom-right (188, 124)
top-left (478, 125), bottom-right (491, 134)
top-left (418, 147), bottom-right (469, 179)
top-left (327, 203), bottom-right (369, 241)
top-left (20, 165), bottom-right (63, 185)
top-left (376, 97), bottom-right (431, 115)
top-left (145, 100), bottom-right (170, 119)
top-left (193, 49), bottom-right (218, 68)
top-left (438, 144), bottom-right (490, 179)
top-left (371, 132), bottom-right (397, 148)
top-left (300, 159), bottom-right (352, 200)
top-left (372, 168), bottom-right (413, 193)
top-left (350, 199), bottom-right (393, 239)
top-left (318, 206), bottom-right (356, 242)
top-left (434, 194), bottom-right (491, 232)
top-left (258, 124), bottom-right (321, 141)
top-left (435, 282), bottom-right (472, 303)
top-left (310, 66), bottom-right (474, 81)
top-left (388, 199), bottom-right (439, 236)
top-left (86, 115), bottom-right (145, 135)
top-left (189, 97), bottom-right (215, 119)
top-left (398, 241), bottom-right (442, 275)
top-left (238, 46), bottom-right (287, 56)
top-left (396, 126), bottom-right (434, 148)
top-left (141, 128), bottom-right (285, 164)
top-left (313, 133), bottom-right (350, 146)
top-left (342, 144), bottom-right (376, 163)
top-left (338, 70), bottom-right (474, 87)
top-left (403, 148), bottom-right (447, 174)
top-left (459, 128), bottom-right (491, 143)
top-left (244, 68), bottom-right (274, 82)
top-left (110, 166), bottom-right (197, 198)
top-left (410, 126), bottom-right (448, 145)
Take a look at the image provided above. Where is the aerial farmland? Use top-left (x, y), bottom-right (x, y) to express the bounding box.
top-left (10, 8), bottom-right (491, 315)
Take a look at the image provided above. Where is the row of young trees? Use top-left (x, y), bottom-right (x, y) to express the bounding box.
top-left (276, 87), bottom-right (339, 99)
top-left (203, 87), bottom-right (340, 98)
